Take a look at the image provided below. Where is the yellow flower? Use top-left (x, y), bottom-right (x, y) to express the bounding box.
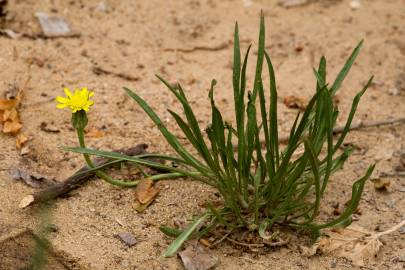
top-left (56, 87), bottom-right (94, 113)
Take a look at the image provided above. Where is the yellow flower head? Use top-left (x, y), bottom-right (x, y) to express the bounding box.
top-left (56, 87), bottom-right (94, 113)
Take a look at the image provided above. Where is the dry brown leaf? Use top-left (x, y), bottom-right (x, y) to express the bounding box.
top-left (85, 128), bottom-right (104, 138)
top-left (2, 108), bottom-right (19, 122)
top-left (0, 92), bottom-right (21, 110)
top-left (372, 178), bottom-right (391, 190)
top-left (11, 168), bottom-right (55, 188)
top-left (16, 133), bottom-right (28, 149)
top-left (40, 121), bottom-right (60, 133)
top-left (283, 95), bottom-right (308, 110)
top-left (3, 120), bottom-right (22, 133)
top-left (302, 220), bottom-right (405, 266)
top-left (179, 243), bottom-right (218, 270)
top-left (135, 178), bottom-right (159, 204)
top-left (0, 97), bottom-right (18, 111)
top-left (0, 91), bottom-right (24, 147)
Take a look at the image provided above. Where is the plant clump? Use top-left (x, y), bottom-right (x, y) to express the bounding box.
top-left (67, 13), bottom-right (374, 257)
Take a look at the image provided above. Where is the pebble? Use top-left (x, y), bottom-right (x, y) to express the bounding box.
top-left (116, 232), bottom-right (137, 247)
top-left (350, 0), bottom-right (361, 9)
top-left (386, 200), bottom-right (396, 209)
top-left (330, 258), bottom-right (337, 268)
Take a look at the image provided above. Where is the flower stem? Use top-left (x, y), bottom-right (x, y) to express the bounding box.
top-left (76, 128), bottom-right (140, 187)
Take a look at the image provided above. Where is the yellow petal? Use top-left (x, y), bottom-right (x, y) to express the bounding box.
top-left (56, 103), bottom-right (67, 109)
top-left (56, 96), bottom-right (68, 103)
top-left (89, 91), bottom-right (94, 97)
top-left (64, 88), bottom-right (72, 98)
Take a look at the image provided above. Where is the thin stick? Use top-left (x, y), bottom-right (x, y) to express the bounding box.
top-left (163, 42), bottom-right (229, 53)
top-left (19, 144), bottom-right (148, 208)
top-left (379, 171), bottom-right (405, 178)
top-left (225, 237), bottom-right (264, 248)
top-left (374, 219), bottom-right (405, 238)
top-left (210, 231), bottom-right (233, 247)
top-left (278, 117), bottom-right (405, 144)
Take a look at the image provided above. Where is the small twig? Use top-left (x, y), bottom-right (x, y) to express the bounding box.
top-left (379, 171), bottom-right (405, 178)
top-left (225, 237), bottom-right (264, 248)
top-left (163, 42), bottom-right (229, 53)
top-left (92, 66), bottom-right (140, 82)
top-left (373, 219), bottom-right (405, 238)
top-left (210, 231), bottom-right (233, 247)
top-left (277, 117), bottom-right (405, 144)
top-left (263, 237), bottom-right (289, 247)
top-left (19, 144), bottom-right (148, 208)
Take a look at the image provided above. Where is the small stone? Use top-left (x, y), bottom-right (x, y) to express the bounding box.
top-left (389, 87), bottom-right (400, 96)
top-left (121, 260), bottom-right (130, 267)
top-left (399, 226), bottom-right (405, 234)
top-left (116, 232), bottom-right (137, 247)
top-left (398, 255), bottom-right (405, 262)
top-left (95, 2), bottom-right (108, 13)
top-left (386, 200), bottom-right (395, 209)
top-left (45, 224), bottom-right (59, 232)
top-left (350, 0), bottom-right (361, 9)
top-left (330, 258), bottom-right (337, 268)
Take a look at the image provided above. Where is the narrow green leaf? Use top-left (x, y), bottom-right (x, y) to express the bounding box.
top-left (163, 213), bottom-right (210, 257)
top-left (330, 41), bottom-right (363, 95)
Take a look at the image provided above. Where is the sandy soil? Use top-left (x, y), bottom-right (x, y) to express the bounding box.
top-left (0, 0), bottom-right (404, 269)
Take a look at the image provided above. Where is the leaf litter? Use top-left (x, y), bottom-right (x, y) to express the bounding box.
top-left (0, 80), bottom-right (30, 151)
top-left (179, 241), bottom-right (218, 270)
top-left (133, 178), bottom-right (160, 212)
top-left (301, 219), bottom-right (405, 266)
top-left (11, 168), bottom-right (56, 188)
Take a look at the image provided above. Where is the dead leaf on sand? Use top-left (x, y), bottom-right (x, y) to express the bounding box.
top-left (15, 133), bottom-right (28, 149)
top-left (0, 89), bottom-right (25, 148)
top-left (11, 168), bottom-right (55, 188)
top-left (372, 178), bottom-right (391, 190)
top-left (40, 121), bottom-right (60, 133)
top-left (3, 120), bottom-right (22, 133)
top-left (179, 242), bottom-right (218, 270)
top-left (134, 179), bottom-right (160, 212)
top-left (301, 220), bottom-right (405, 266)
top-left (85, 127), bottom-right (104, 138)
top-left (283, 95), bottom-right (308, 110)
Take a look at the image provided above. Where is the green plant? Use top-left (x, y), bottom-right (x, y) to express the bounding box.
top-left (67, 14), bottom-right (374, 257)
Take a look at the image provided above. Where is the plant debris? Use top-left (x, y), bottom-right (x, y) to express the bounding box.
top-left (0, 84), bottom-right (28, 150)
top-left (301, 220), bottom-right (405, 266)
top-left (372, 178), bottom-right (391, 190)
top-left (134, 178), bottom-right (160, 212)
top-left (116, 232), bottom-right (137, 247)
top-left (40, 121), bottom-right (60, 133)
top-left (283, 95), bottom-right (308, 110)
top-left (85, 127), bottom-right (104, 138)
top-left (278, 0), bottom-right (309, 8)
top-left (0, 28), bottom-right (21, 39)
top-left (179, 243), bottom-right (218, 270)
top-left (11, 168), bottom-right (55, 188)
top-left (92, 66), bottom-right (140, 82)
